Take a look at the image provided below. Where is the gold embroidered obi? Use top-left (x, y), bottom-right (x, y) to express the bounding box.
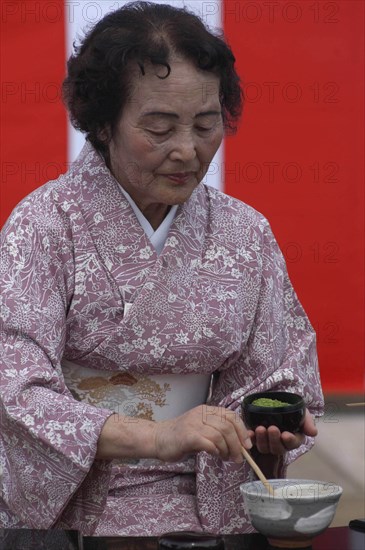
top-left (61, 359), bottom-right (211, 421)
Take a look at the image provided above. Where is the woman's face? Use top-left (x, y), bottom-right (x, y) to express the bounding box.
top-left (108, 58), bottom-right (224, 228)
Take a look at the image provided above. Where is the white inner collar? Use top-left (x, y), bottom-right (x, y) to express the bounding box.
top-left (118, 185), bottom-right (178, 255)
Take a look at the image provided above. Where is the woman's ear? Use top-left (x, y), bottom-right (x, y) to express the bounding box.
top-left (98, 125), bottom-right (111, 143)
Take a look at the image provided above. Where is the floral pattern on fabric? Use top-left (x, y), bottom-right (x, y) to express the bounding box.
top-left (0, 142), bottom-right (324, 535)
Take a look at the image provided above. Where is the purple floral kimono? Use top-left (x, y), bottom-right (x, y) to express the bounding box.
top-left (0, 142), bottom-right (324, 535)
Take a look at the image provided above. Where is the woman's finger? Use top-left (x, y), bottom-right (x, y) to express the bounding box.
top-left (222, 409), bottom-right (253, 452)
top-left (266, 426), bottom-right (287, 455)
top-left (281, 430), bottom-right (305, 450)
top-left (202, 406), bottom-right (252, 454)
top-left (201, 409), bottom-right (245, 461)
top-left (201, 424), bottom-right (231, 460)
top-left (255, 426), bottom-right (288, 455)
top-left (178, 427), bottom-right (230, 461)
top-left (254, 426), bottom-right (271, 454)
top-left (302, 409), bottom-right (318, 437)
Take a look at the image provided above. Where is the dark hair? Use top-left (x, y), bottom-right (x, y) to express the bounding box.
top-left (62, 1), bottom-right (243, 156)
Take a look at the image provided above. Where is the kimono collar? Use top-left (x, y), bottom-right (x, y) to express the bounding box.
top-left (68, 140), bottom-right (210, 265)
top-left (117, 184), bottom-right (179, 256)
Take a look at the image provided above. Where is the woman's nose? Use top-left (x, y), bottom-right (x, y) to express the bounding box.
top-left (168, 132), bottom-right (197, 163)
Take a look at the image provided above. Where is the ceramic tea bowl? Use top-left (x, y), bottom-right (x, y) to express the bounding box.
top-left (240, 478), bottom-right (342, 548)
top-left (241, 391), bottom-right (305, 433)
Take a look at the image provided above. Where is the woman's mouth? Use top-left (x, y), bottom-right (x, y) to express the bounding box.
top-left (163, 172), bottom-right (194, 184)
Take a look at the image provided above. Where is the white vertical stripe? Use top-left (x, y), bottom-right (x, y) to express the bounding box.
top-left (65, 0), bottom-right (223, 191)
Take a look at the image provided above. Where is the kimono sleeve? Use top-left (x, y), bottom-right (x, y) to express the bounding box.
top-left (0, 204), bottom-right (113, 533)
top-left (213, 218), bottom-right (324, 428)
top-left (194, 219), bottom-right (324, 534)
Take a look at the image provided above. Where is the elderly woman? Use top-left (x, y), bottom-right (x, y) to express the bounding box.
top-left (0, 1), bottom-right (323, 537)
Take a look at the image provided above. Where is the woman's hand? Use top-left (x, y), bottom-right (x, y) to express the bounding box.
top-left (153, 405), bottom-right (253, 463)
top-left (248, 408), bottom-right (318, 456)
top-left (96, 407), bottom-right (317, 464)
top-left (96, 405), bottom-right (252, 463)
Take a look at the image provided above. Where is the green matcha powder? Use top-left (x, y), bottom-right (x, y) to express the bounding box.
top-left (251, 397), bottom-right (290, 407)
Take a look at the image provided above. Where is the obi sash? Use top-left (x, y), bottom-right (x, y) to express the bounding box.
top-left (61, 359), bottom-right (211, 422)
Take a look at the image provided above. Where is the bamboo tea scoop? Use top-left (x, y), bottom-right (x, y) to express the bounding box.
top-left (241, 446), bottom-right (276, 496)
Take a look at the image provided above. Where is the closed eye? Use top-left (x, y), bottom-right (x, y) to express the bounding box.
top-left (146, 129), bottom-right (171, 136)
top-left (196, 126), bottom-right (214, 132)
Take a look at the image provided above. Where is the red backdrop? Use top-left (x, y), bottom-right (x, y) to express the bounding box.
top-left (1, 0), bottom-right (364, 393)
top-left (1, 0), bottom-right (67, 221)
top-left (224, 0), bottom-right (364, 393)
